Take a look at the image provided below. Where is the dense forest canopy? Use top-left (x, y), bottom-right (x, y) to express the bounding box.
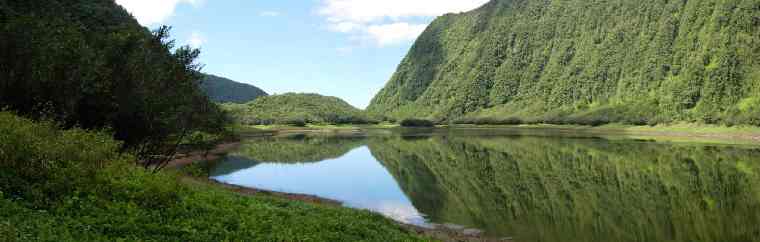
top-left (200, 73), bottom-right (268, 104)
top-left (0, 0), bottom-right (227, 154)
top-left (223, 93), bottom-right (377, 125)
top-left (368, 0), bottom-right (760, 125)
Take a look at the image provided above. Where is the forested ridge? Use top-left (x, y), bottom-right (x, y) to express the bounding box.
top-left (200, 73), bottom-right (268, 104)
top-left (368, 0), bottom-right (760, 125)
top-left (223, 93), bottom-right (377, 125)
top-left (0, 0), bottom-right (227, 154)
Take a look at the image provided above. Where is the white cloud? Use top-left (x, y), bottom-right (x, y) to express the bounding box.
top-left (187, 31), bottom-right (206, 49)
top-left (328, 22), bottom-right (362, 33)
top-left (319, 0), bottom-right (489, 23)
top-left (366, 23), bottom-right (427, 46)
top-left (259, 11), bottom-right (281, 17)
top-left (115, 0), bottom-right (204, 26)
top-left (317, 0), bottom-right (489, 46)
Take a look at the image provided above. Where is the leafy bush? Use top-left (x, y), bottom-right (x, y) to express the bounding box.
top-left (0, 1), bottom-right (230, 158)
top-left (400, 119), bottom-right (435, 127)
top-left (455, 117), bottom-right (523, 125)
top-left (0, 112), bottom-right (423, 241)
top-left (0, 112), bottom-right (129, 207)
top-left (278, 117), bottom-right (308, 127)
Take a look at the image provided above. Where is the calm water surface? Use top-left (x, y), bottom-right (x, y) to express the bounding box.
top-left (209, 129), bottom-right (760, 241)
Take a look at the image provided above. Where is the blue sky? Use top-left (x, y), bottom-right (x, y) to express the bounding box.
top-left (115, 0), bottom-right (489, 108)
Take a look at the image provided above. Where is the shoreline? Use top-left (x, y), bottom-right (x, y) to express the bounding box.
top-left (444, 123), bottom-right (760, 145)
top-left (289, 123), bottom-right (760, 144)
top-left (167, 123), bottom-right (759, 242)
top-left (240, 123), bottom-right (760, 145)
top-left (168, 139), bottom-right (511, 242)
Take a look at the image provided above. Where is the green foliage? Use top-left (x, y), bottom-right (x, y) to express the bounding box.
top-left (200, 73), bottom-right (268, 103)
top-left (0, 0), bottom-right (228, 150)
top-left (0, 112), bottom-right (129, 207)
top-left (400, 119), bottom-right (436, 127)
top-left (223, 93), bottom-right (378, 125)
top-left (453, 116), bottom-right (523, 125)
top-left (0, 112), bottom-right (424, 241)
top-left (368, 0), bottom-right (760, 126)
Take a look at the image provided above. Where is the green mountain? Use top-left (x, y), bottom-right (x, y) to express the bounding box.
top-left (223, 93), bottom-right (376, 125)
top-left (368, 0), bottom-right (760, 125)
top-left (0, 0), bottom-right (225, 146)
top-left (200, 73), bottom-right (268, 103)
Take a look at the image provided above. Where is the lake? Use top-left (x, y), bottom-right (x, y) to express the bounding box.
top-left (208, 128), bottom-right (760, 241)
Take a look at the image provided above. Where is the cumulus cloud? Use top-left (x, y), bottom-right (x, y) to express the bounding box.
top-left (328, 22), bottom-right (362, 33)
top-left (187, 31), bottom-right (206, 49)
top-left (319, 0), bottom-right (489, 23)
top-left (115, 0), bottom-right (204, 25)
top-left (318, 0), bottom-right (489, 46)
top-left (366, 23), bottom-right (428, 46)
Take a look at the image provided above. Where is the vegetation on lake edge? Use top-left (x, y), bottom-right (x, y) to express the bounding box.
top-left (0, 112), bottom-right (427, 241)
top-left (223, 93), bottom-right (379, 126)
top-left (400, 119), bottom-right (436, 127)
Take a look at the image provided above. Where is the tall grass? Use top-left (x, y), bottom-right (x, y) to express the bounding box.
top-left (0, 112), bottom-right (424, 241)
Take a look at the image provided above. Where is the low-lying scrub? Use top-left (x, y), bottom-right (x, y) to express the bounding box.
top-left (454, 117), bottom-right (524, 125)
top-left (400, 119), bottom-right (436, 127)
top-left (0, 112), bottom-right (425, 241)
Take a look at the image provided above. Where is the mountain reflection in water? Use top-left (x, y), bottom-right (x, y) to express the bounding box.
top-left (209, 131), bottom-right (760, 241)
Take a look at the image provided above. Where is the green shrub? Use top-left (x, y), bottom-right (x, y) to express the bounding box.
top-left (454, 117), bottom-right (524, 125)
top-left (0, 112), bottom-right (424, 241)
top-left (400, 119), bottom-right (435, 127)
top-left (279, 117), bottom-right (308, 127)
top-left (0, 112), bottom-right (129, 206)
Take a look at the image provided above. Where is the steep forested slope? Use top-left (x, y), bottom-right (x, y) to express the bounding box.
top-left (223, 93), bottom-right (376, 125)
top-left (0, 0), bottom-right (226, 148)
top-left (368, 0), bottom-right (760, 125)
top-left (200, 73), bottom-right (268, 103)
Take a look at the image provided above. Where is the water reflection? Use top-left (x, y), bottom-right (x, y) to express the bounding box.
top-left (209, 131), bottom-right (760, 241)
top-left (212, 145), bottom-right (429, 226)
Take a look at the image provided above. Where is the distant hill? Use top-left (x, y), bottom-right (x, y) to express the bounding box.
top-left (368, 0), bottom-right (760, 126)
top-left (223, 93), bottom-right (376, 125)
top-left (200, 74), bottom-right (267, 103)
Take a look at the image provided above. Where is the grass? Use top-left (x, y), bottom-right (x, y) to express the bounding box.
top-left (448, 123), bottom-right (760, 145)
top-left (243, 123), bottom-right (400, 131)
top-left (239, 120), bottom-right (760, 145)
top-left (0, 112), bottom-right (428, 242)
